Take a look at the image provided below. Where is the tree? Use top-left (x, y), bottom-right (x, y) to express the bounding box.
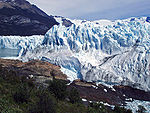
top-left (68, 87), bottom-right (81, 104)
top-left (29, 90), bottom-right (56, 113)
top-left (13, 84), bottom-right (30, 103)
top-left (48, 79), bottom-right (67, 100)
top-left (89, 102), bottom-right (108, 113)
top-left (113, 106), bottom-right (132, 113)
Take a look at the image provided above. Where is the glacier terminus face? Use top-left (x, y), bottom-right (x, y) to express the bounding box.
top-left (20, 17), bottom-right (150, 91)
top-left (0, 35), bottom-right (44, 58)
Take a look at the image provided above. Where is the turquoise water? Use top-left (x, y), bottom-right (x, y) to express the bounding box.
top-left (0, 48), bottom-right (19, 57)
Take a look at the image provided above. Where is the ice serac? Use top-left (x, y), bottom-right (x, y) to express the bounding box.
top-left (22, 17), bottom-right (150, 91)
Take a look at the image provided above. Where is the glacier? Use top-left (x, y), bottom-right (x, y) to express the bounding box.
top-left (0, 35), bottom-right (44, 57)
top-left (2, 17), bottom-right (149, 91)
top-left (125, 99), bottom-right (150, 113)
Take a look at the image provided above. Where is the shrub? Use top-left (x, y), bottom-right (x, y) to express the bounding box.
top-left (20, 76), bottom-right (35, 87)
top-left (68, 87), bottom-right (81, 104)
top-left (29, 90), bottom-right (56, 113)
top-left (0, 98), bottom-right (23, 113)
top-left (13, 84), bottom-right (30, 104)
top-left (113, 106), bottom-right (132, 113)
top-left (48, 79), bottom-right (67, 100)
top-left (89, 102), bottom-right (109, 113)
top-left (0, 66), bottom-right (20, 83)
top-left (57, 101), bottom-right (87, 113)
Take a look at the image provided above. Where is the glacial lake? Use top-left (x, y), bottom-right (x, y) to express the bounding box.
top-left (0, 48), bottom-right (19, 57)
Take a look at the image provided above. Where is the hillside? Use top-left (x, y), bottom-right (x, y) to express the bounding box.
top-left (0, 0), bottom-right (58, 36)
top-left (0, 58), bottom-right (136, 113)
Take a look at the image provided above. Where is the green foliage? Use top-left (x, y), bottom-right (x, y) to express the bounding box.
top-left (113, 106), bottom-right (132, 113)
top-left (29, 90), bottom-right (56, 113)
top-left (0, 65), bottom-right (133, 113)
top-left (68, 87), bottom-right (81, 104)
top-left (13, 84), bottom-right (30, 104)
top-left (89, 102), bottom-right (110, 113)
top-left (0, 97), bottom-right (22, 113)
top-left (136, 105), bottom-right (147, 113)
top-left (48, 79), bottom-right (67, 100)
top-left (57, 101), bottom-right (87, 113)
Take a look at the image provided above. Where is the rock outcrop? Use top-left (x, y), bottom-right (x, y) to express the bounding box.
top-left (0, 0), bottom-right (58, 36)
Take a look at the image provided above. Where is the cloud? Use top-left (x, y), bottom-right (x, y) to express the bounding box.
top-left (27, 0), bottom-right (150, 20)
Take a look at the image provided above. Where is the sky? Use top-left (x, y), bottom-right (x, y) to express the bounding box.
top-left (27, 0), bottom-right (150, 21)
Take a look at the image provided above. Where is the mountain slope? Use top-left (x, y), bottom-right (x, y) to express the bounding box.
top-left (0, 0), bottom-right (58, 36)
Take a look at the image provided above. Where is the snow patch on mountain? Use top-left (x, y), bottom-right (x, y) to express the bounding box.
top-left (94, 19), bottom-right (113, 26)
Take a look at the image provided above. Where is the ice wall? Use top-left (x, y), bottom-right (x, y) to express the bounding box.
top-left (21, 17), bottom-right (150, 91)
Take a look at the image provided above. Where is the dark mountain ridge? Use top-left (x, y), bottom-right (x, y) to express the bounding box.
top-left (0, 0), bottom-right (59, 36)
